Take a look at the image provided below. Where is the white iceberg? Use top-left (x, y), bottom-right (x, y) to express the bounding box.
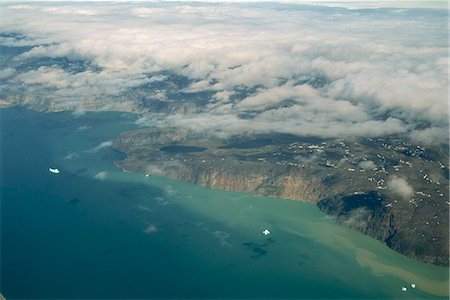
top-left (411, 283), bottom-right (416, 288)
top-left (262, 229), bottom-right (271, 236)
top-left (401, 287), bottom-right (407, 292)
top-left (49, 168), bottom-right (60, 174)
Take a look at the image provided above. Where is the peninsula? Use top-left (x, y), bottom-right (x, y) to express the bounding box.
top-left (113, 127), bottom-right (449, 266)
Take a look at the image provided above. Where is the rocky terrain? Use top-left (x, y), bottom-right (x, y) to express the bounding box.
top-left (113, 127), bottom-right (449, 266)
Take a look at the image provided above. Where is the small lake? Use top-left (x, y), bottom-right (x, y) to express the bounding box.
top-left (160, 145), bottom-right (208, 153)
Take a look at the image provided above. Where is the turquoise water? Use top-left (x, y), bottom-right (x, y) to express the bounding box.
top-left (1, 108), bottom-right (448, 299)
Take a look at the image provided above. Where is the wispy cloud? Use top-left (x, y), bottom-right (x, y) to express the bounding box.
top-left (63, 151), bottom-right (80, 160)
top-left (143, 224), bottom-right (160, 234)
top-left (94, 171), bottom-right (108, 180)
top-left (87, 141), bottom-right (113, 153)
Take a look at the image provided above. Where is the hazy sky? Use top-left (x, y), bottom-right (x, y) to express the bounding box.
top-left (0, 0), bottom-right (447, 8)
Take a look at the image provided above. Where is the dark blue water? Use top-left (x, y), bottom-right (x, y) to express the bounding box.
top-left (1, 109), bottom-right (448, 299)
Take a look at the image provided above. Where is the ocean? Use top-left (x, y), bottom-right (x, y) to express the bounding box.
top-left (1, 108), bottom-right (448, 299)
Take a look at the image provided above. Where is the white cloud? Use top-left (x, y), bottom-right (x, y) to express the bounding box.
top-left (137, 204), bottom-right (153, 212)
top-left (388, 176), bottom-right (414, 200)
top-left (42, 7), bottom-right (98, 16)
top-left (342, 207), bottom-right (370, 228)
top-left (63, 152), bottom-right (80, 160)
top-left (94, 171), bottom-right (108, 180)
top-left (0, 1), bottom-right (448, 143)
top-left (17, 67), bottom-right (73, 89)
top-left (3, 1), bottom-right (447, 9)
top-left (87, 141), bottom-right (113, 153)
top-left (358, 160), bottom-right (376, 170)
top-left (0, 68), bottom-right (15, 79)
top-left (144, 164), bottom-right (164, 176)
top-left (143, 224), bottom-right (160, 234)
top-left (212, 230), bottom-right (232, 247)
top-left (409, 127), bottom-right (449, 146)
top-left (237, 83), bottom-right (318, 109)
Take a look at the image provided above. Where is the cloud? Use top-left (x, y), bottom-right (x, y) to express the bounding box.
top-left (137, 204), bottom-right (153, 212)
top-left (144, 164), bottom-right (164, 176)
top-left (143, 224), bottom-right (160, 234)
top-left (358, 160), bottom-right (376, 170)
top-left (236, 83), bottom-right (318, 109)
top-left (0, 1), bottom-right (448, 144)
top-left (162, 110), bottom-right (407, 139)
top-left (387, 176), bottom-right (414, 200)
top-left (16, 66), bottom-right (73, 89)
top-left (2, 1), bottom-right (447, 10)
top-left (94, 171), bottom-right (108, 180)
top-left (155, 196), bottom-right (170, 206)
top-left (212, 230), bottom-right (232, 247)
top-left (87, 141), bottom-right (113, 153)
top-left (0, 68), bottom-right (15, 79)
top-left (72, 109), bottom-right (86, 117)
top-left (63, 151), bottom-right (80, 160)
top-left (164, 185), bottom-right (177, 196)
top-left (342, 207), bottom-right (370, 229)
top-left (409, 127), bottom-right (449, 146)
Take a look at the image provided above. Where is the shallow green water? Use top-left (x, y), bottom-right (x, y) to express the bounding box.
top-left (1, 109), bottom-right (448, 299)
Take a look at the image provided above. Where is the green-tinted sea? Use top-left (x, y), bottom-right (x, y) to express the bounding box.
top-left (1, 108), bottom-right (448, 299)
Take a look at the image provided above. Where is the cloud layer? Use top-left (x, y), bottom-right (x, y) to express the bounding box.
top-left (0, 1), bottom-right (448, 144)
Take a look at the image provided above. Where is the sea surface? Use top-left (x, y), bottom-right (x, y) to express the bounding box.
top-left (1, 108), bottom-right (448, 299)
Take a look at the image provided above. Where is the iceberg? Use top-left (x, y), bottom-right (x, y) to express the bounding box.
top-left (262, 229), bottom-right (271, 236)
top-left (49, 168), bottom-right (60, 174)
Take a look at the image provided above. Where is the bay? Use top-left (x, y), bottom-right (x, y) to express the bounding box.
top-left (1, 108), bottom-right (448, 299)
